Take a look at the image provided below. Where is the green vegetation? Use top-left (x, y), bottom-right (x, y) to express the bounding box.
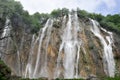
top-left (0, 0), bottom-right (50, 34)
top-left (0, 0), bottom-right (23, 17)
top-left (80, 10), bottom-right (120, 34)
top-left (51, 8), bottom-right (69, 18)
top-left (76, 8), bottom-right (120, 34)
top-left (100, 14), bottom-right (120, 34)
top-left (0, 0), bottom-right (120, 34)
top-left (0, 59), bottom-right (11, 80)
top-left (103, 76), bottom-right (120, 80)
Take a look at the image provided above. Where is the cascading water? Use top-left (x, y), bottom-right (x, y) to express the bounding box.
top-left (33, 19), bottom-right (52, 78)
top-left (73, 12), bottom-right (81, 78)
top-left (54, 15), bottom-right (67, 78)
top-left (63, 13), bottom-right (81, 78)
top-left (25, 19), bottom-right (53, 78)
top-left (0, 18), bottom-right (11, 58)
top-left (90, 19), bottom-right (115, 77)
top-left (54, 12), bottom-right (81, 79)
top-left (1, 12), bottom-right (118, 80)
top-left (25, 34), bottom-right (35, 78)
top-left (39, 19), bottom-right (53, 77)
top-left (18, 35), bottom-right (25, 76)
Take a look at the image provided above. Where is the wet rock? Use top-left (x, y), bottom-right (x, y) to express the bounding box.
top-left (86, 74), bottom-right (99, 80)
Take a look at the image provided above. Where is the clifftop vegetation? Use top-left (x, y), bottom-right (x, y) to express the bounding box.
top-left (0, 0), bottom-right (120, 35)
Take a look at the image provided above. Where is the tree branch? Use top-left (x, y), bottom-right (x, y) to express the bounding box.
top-left (0, 36), bottom-right (11, 40)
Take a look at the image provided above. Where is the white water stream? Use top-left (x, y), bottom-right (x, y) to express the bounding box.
top-left (90, 19), bottom-right (115, 77)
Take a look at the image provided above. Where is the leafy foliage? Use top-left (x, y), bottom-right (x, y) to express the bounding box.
top-left (0, 0), bottom-right (50, 34)
top-left (0, 59), bottom-right (11, 80)
top-left (0, 0), bottom-right (120, 34)
top-left (51, 8), bottom-right (69, 18)
top-left (76, 8), bottom-right (120, 33)
top-left (0, 0), bottom-right (23, 18)
top-left (99, 14), bottom-right (120, 33)
top-left (1, 0), bottom-right (120, 34)
top-left (77, 8), bottom-right (89, 18)
top-left (30, 13), bottom-right (50, 33)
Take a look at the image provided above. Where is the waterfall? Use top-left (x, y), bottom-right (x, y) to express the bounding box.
top-left (90, 19), bottom-right (115, 77)
top-left (54, 15), bottom-right (67, 78)
top-left (18, 35), bottom-right (25, 76)
top-left (25, 19), bottom-right (53, 78)
top-left (63, 14), bottom-right (75, 78)
top-left (54, 12), bottom-right (81, 79)
top-left (39, 19), bottom-right (53, 77)
top-left (25, 34), bottom-right (35, 78)
top-left (62, 13), bottom-right (81, 78)
top-left (0, 18), bottom-right (11, 58)
top-left (73, 12), bottom-right (81, 78)
top-left (33, 19), bottom-right (50, 77)
top-left (1, 12), bottom-right (118, 80)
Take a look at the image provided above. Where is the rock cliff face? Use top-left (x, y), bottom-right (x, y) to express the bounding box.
top-left (0, 12), bottom-right (120, 79)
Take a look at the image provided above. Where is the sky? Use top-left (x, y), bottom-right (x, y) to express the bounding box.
top-left (15, 0), bottom-right (120, 15)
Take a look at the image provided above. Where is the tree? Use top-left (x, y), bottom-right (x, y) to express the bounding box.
top-left (77, 8), bottom-right (89, 18)
top-left (61, 8), bottom-right (69, 16)
top-left (51, 8), bottom-right (62, 18)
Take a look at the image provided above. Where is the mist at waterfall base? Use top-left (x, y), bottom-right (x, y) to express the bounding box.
top-left (0, 12), bottom-right (116, 79)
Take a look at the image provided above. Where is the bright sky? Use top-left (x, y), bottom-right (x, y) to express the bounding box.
top-left (15, 0), bottom-right (120, 15)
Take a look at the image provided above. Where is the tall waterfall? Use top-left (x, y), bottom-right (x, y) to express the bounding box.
top-left (25, 19), bottom-right (53, 78)
top-left (25, 34), bottom-right (35, 78)
top-left (1, 12), bottom-right (117, 79)
top-left (0, 18), bottom-right (11, 58)
top-left (54, 15), bottom-right (67, 78)
top-left (54, 12), bottom-right (81, 79)
top-left (39, 19), bottom-right (53, 77)
top-left (90, 19), bottom-right (115, 77)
